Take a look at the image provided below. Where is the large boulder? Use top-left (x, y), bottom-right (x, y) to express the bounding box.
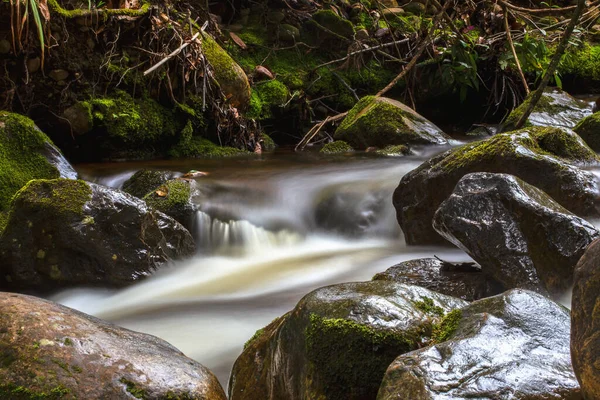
top-left (394, 126), bottom-right (600, 245)
top-left (373, 258), bottom-right (505, 301)
top-left (503, 87), bottom-right (592, 131)
top-left (571, 238), bottom-right (600, 399)
top-left (0, 292), bottom-right (227, 399)
top-left (0, 179), bottom-right (195, 292)
top-left (574, 111), bottom-right (600, 152)
top-left (334, 96), bottom-right (450, 149)
top-left (433, 173), bottom-right (599, 296)
top-left (378, 289), bottom-right (581, 399)
top-left (229, 281), bottom-right (467, 400)
top-left (0, 112), bottom-right (77, 212)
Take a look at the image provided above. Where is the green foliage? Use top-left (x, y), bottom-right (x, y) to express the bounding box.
top-left (437, 39), bottom-right (480, 102)
top-left (247, 80), bottom-right (289, 120)
top-left (559, 43), bottom-right (600, 81)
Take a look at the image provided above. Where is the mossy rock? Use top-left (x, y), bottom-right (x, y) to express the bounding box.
top-left (0, 179), bottom-right (195, 292)
top-left (229, 281), bottom-right (467, 400)
top-left (379, 290), bottom-right (578, 399)
top-left (320, 140), bottom-right (354, 154)
top-left (375, 145), bottom-right (410, 156)
top-left (394, 126), bottom-right (600, 245)
top-left (246, 80), bottom-right (289, 120)
top-left (201, 32), bottom-right (251, 110)
top-left (169, 135), bottom-right (249, 158)
top-left (122, 169), bottom-right (180, 199)
top-left (335, 96), bottom-right (449, 149)
top-left (0, 292), bottom-right (227, 399)
top-left (0, 112), bottom-right (77, 213)
top-left (303, 10), bottom-right (355, 49)
top-left (260, 133), bottom-right (277, 152)
top-left (143, 179), bottom-right (195, 228)
top-left (503, 87), bottom-right (592, 131)
top-left (559, 43), bottom-right (600, 82)
top-left (574, 111), bottom-right (600, 151)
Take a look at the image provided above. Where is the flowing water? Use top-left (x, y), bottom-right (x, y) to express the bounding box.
top-left (52, 147), bottom-right (478, 385)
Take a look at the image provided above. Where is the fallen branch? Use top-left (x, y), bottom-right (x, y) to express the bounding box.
top-left (295, 112), bottom-right (348, 151)
top-left (499, 0), bottom-right (578, 15)
top-left (313, 38), bottom-right (410, 71)
top-left (503, 5), bottom-right (529, 95)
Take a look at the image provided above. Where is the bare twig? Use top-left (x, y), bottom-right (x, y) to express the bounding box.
top-left (313, 38), bottom-right (410, 71)
top-left (295, 112), bottom-right (348, 151)
top-left (503, 5), bottom-right (529, 94)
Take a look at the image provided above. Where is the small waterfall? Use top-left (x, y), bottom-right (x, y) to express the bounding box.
top-left (194, 210), bottom-right (303, 254)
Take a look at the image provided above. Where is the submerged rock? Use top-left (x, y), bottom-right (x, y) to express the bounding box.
top-left (433, 173), bottom-right (599, 296)
top-left (0, 179), bottom-right (195, 292)
top-left (394, 126), bottom-right (600, 245)
top-left (122, 169), bottom-right (180, 199)
top-left (143, 179), bottom-right (196, 229)
top-left (571, 238), bottom-right (600, 399)
top-left (0, 292), bottom-right (227, 399)
top-left (503, 87), bottom-right (592, 131)
top-left (229, 281), bottom-right (467, 400)
top-left (373, 258), bottom-right (505, 301)
top-left (378, 289), bottom-right (580, 399)
top-left (335, 96), bottom-right (450, 149)
top-left (0, 112), bottom-right (77, 212)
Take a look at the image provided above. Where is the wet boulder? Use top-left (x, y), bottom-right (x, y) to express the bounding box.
top-left (334, 96), bottom-right (450, 149)
top-left (122, 169), bottom-right (180, 198)
top-left (0, 179), bottom-right (195, 292)
top-left (433, 173), bottom-right (599, 296)
top-left (378, 289), bottom-right (581, 400)
top-left (373, 258), bottom-right (505, 301)
top-left (574, 111), bottom-right (600, 152)
top-left (503, 87), bottom-right (592, 131)
top-left (571, 238), bottom-right (600, 399)
top-left (143, 179), bottom-right (196, 229)
top-left (0, 112), bottom-right (77, 213)
top-left (0, 292), bottom-right (227, 399)
top-left (394, 126), bottom-right (600, 245)
top-left (229, 281), bottom-right (467, 400)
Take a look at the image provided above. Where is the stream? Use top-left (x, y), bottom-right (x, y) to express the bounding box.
top-left (51, 147), bottom-right (485, 385)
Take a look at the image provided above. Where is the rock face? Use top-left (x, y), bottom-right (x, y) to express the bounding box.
top-left (378, 289), bottom-right (581, 400)
top-left (335, 96), bottom-right (450, 149)
top-left (0, 292), bottom-right (227, 400)
top-left (503, 87), bottom-right (592, 131)
top-left (0, 179), bottom-right (195, 292)
top-left (394, 126), bottom-right (600, 245)
top-left (571, 238), bottom-right (600, 399)
top-left (433, 173), bottom-right (599, 296)
top-left (143, 179), bottom-right (196, 229)
top-left (0, 112), bottom-right (77, 212)
top-left (122, 169), bottom-right (180, 199)
top-left (373, 258), bottom-right (505, 301)
top-left (229, 281), bottom-right (467, 400)
top-left (574, 111), bottom-right (600, 151)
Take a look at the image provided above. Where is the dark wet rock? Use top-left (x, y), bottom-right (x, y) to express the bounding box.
top-left (0, 292), bottom-right (227, 399)
top-left (571, 238), bottom-right (600, 399)
top-left (0, 112), bottom-right (77, 213)
top-left (433, 173), bottom-right (599, 296)
top-left (574, 111), bottom-right (600, 152)
top-left (335, 96), bottom-right (450, 149)
top-left (313, 184), bottom-right (396, 238)
top-left (143, 179), bottom-right (196, 229)
top-left (62, 102), bottom-right (92, 135)
top-left (378, 289), bottom-right (581, 400)
top-left (503, 87), bottom-right (593, 131)
top-left (394, 126), bottom-right (600, 245)
top-left (0, 179), bottom-right (195, 292)
top-left (122, 169), bottom-right (180, 199)
top-left (229, 281), bottom-right (467, 400)
top-left (373, 258), bottom-right (505, 301)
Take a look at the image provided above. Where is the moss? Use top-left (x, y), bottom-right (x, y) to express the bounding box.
top-left (305, 10), bottom-right (355, 46)
top-left (9, 179), bottom-right (92, 219)
top-left (532, 126), bottom-right (597, 163)
top-left (559, 43), bottom-right (600, 81)
top-left (122, 170), bottom-right (174, 199)
top-left (574, 112), bottom-right (600, 152)
top-left (119, 378), bottom-right (147, 399)
top-left (48, 0), bottom-right (150, 18)
top-left (244, 328), bottom-right (265, 350)
top-left (305, 313), bottom-right (419, 399)
top-left (260, 133), bottom-right (277, 152)
top-left (0, 112), bottom-right (61, 212)
top-left (0, 212), bottom-right (7, 234)
top-left (143, 180), bottom-right (191, 216)
top-left (0, 383), bottom-right (70, 399)
top-left (320, 140), bottom-right (354, 154)
top-left (376, 145), bottom-right (410, 156)
top-left (246, 80), bottom-right (289, 120)
top-left (169, 136), bottom-right (249, 158)
top-left (414, 297), bottom-right (445, 317)
top-left (432, 309), bottom-right (462, 343)
top-left (202, 33), bottom-right (238, 84)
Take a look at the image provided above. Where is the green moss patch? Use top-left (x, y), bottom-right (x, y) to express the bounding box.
top-left (119, 378), bottom-right (147, 399)
top-left (247, 80), bottom-right (289, 120)
top-left (432, 309), bottom-right (462, 343)
top-left (376, 145), bottom-right (410, 156)
top-left (169, 134), bottom-right (248, 159)
top-left (574, 112), bottom-right (600, 152)
top-left (0, 382), bottom-right (70, 399)
top-left (0, 112), bottom-right (61, 212)
top-left (320, 140), bottom-right (353, 154)
top-left (414, 297), bottom-right (445, 317)
top-left (559, 43), bottom-right (600, 81)
top-left (305, 313), bottom-right (418, 399)
top-left (143, 180), bottom-right (191, 216)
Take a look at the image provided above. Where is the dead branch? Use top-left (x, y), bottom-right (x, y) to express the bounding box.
top-left (503, 5), bottom-right (529, 95)
top-left (295, 112), bottom-right (348, 151)
top-left (313, 38), bottom-right (410, 71)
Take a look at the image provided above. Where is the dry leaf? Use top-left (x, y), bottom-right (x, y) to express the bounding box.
top-left (229, 32), bottom-right (247, 50)
top-left (38, 0), bottom-right (50, 21)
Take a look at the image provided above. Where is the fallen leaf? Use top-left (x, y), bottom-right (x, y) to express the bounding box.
top-left (229, 32), bottom-right (247, 50)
